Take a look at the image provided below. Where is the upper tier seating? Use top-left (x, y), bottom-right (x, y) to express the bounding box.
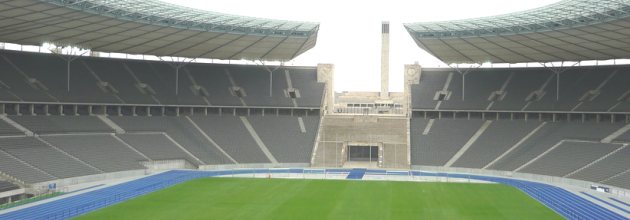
top-left (412, 67), bottom-right (630, 112)
top-left (0, 51), bottom-right (324, 108)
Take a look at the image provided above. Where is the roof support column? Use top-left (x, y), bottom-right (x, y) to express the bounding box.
top-left (541, 61), bottom-right (579, 101)
top-left (257, 60), bottom-right (282, 97)
top-left (160, 57), bottom-right (195, 96)
top-left (450, 64), bottom-right (480, 101)
top-left (49, 46), bottom-right (88, 92)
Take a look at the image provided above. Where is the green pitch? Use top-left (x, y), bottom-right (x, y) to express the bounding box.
top-left (76, 178), bottom-right (562, 220)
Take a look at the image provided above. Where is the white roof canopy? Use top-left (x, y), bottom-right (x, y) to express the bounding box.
top-left (405, 0), bottom-right (630, 63)
top-left (0, 0), bottom-right (319, 61)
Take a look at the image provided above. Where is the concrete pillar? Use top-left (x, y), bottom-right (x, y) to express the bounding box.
top-left (15, 104), bottom-right (21, 116)
top-left (317, 64), bottom-right (334, 114)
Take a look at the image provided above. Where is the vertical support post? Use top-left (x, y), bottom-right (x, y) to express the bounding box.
top-left (175, 67), bottom-right (179, 95)
top-left (556, 72), bottom-right (560, 101)
top-left (269, 71), bottom-right (273, 97)
top-left (67, 60), bottom-right (71, 92)
top-left (462, 73), bottom-right (466, 101)
top-left (15, 104), bottom-right (21, 116)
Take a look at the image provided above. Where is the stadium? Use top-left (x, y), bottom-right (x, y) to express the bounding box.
top-left (0, 0), bottom-right (628, 219)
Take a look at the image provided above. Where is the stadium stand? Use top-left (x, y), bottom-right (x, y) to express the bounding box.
top-left (109, 116), bottom-right (234, 165)
top-left (79, 59), bottom-right (157, 105)
top-left (0, 150), bottom-right (55, 184)
top-left (117, 133), bottom-right (197, 163)
top-left (0, 112), bottom-right (320, 184)
top-left (0, 120), bottom-right (22, 136)
top-left (229, 67), bottom-right (293, 107)
top-left (8, 116), bottom-right (113, 134)
top-left (248, 115), bottom-right (319, 163)
top-left (412, 66), bottom-right (630, 112)
top-left (0, 181), bottom-right (18, 192)
top-left (568, 146), bottom-right (630, 183)
top-left (616, 130), bottom-right (630, 142)
top-left (486, 122), bottom-right (625, 171)
top-left (0, 51), bottom-right (324, 107)
top-left (604, 172), bottom-right (630, 191)
top-left (190, 115), bottom-right (272, 164)
top-left (41, 134), bottom-right (146, 172)
top-left (518, 142), bottom-right (622, 177)
top-left (410, 118), bottom-right (630, 189)
top-left (451, 120), bottom-right (543, 169)
top-left (0, 137), bottom-right (99, 179)
top-left (410, 118), bottom-right (485, 166)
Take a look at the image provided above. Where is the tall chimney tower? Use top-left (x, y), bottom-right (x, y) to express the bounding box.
top-left (380, 21), bottom-right (390, 99)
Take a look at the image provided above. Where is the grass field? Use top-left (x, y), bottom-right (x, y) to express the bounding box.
top-left (76, 178), bottom-right (563, 220)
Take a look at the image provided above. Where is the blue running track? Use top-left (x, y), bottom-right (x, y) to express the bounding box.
top-left (610, 197), bottom-right (630, 208)
top-left (0, 169), bottom-right (627, 220)
top-left (580, 192), bottom-right (629, 214)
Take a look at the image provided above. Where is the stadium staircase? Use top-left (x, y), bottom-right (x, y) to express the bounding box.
top-left (346, 168), bottom-right (367, 180)
top-left (0, 169), bottom-right (626, 220)
top-left (312, 115), bottom-right (408, 169)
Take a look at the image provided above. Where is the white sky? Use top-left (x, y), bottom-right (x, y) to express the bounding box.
top-left (162, 0), bottom-right (560, 92)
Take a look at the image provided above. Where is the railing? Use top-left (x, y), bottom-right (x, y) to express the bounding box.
top-left (30, 170), bottom-right (147, 190)
top-left (333, 107), bottom-right (406, 115)
top-left (0, 191), bottom-right (63, 211)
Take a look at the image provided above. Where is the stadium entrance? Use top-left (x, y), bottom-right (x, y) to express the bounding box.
top-left (347, 145), bottom-right (378, 162)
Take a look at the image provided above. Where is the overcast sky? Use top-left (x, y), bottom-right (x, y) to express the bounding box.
top-left (162, 0), bottom-right (560, 92)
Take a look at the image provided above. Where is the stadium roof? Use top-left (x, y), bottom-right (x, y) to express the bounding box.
top-left (0, 0), bottom-right (319, 61)
top-left (404, 0), bottom-right (630, 64)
